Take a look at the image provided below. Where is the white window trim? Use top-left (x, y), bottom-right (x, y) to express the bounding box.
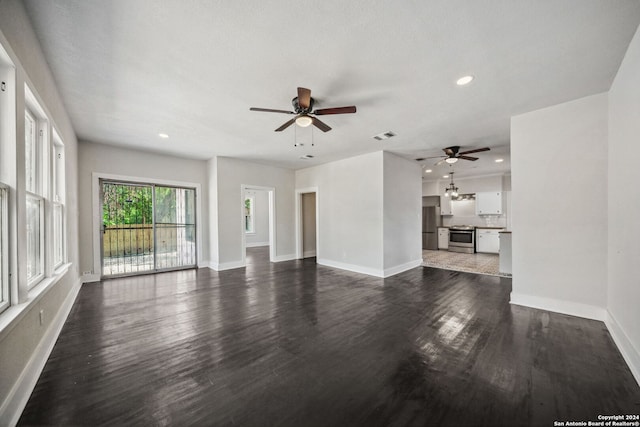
top-left (26, 192), bottom-right (45, 289)
top-left (0, 183), bottom-right (9, 314)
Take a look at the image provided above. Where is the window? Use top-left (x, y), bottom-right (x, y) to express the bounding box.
top-left (52, 133), bottom-right (65, 268)
top-left (244, 196), bottom-right (254, 233)
top-left (25, 87), bottom-right (48, 289)
top-left (0, 184), bottom-right (8, 313)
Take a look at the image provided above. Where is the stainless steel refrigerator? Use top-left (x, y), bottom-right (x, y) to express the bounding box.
top-left (422, 206), bottom-right (442, 250)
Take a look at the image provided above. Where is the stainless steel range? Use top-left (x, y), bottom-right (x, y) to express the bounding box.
top-left (448, 225), bottom-right (476, 254)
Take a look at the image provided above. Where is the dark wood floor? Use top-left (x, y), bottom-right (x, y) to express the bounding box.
top-left (19, 247), bottom-right (640, 426)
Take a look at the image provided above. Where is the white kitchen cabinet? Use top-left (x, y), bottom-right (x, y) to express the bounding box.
top-left (475, 192), bottom-right (503, 215)
top-left (438, 228), bottom-right (449, 249)
top-left (476, 228), bottom-right (503, 254)
top-left (440, 197), bottom-right (453, 215)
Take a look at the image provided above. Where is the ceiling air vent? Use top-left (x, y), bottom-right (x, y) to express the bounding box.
top-left (373, 131), bottom-right (396, 141)
top-left (300, 155), bottom-right (314, 160)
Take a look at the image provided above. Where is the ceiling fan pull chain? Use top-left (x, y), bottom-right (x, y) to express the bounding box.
top-left (294, 122), bottom-right (298, 147)
top-left (311, 126), bottom-right (315, 147)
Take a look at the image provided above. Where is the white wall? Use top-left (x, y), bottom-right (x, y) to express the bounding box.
top-left (296, 151), bottom-right (385, 276)
top-left (607, 25), bottom-right (640, 383)
top-left (210, 157), bottom-right (295, 268)
top-left (0, 0), bottom-right (80, 421)
top-left (245, 189), bottom-right (269, 246)
top-left (510, 92), bottom-right (608, 320)
top-left (383, 152), bottom-right (422, 272)
top-left (77, 141), bottom-right (210, 275)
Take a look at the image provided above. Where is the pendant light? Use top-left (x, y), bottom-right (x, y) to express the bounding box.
top-left (444, 171), bottom-right (459, 198)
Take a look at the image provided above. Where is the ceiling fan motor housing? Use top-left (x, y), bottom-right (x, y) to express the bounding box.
top-left (292, 96), bottom-right (314, 113)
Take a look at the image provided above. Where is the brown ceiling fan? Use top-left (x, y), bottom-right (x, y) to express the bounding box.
top-left (250, 87), bottom-right (356, 132)
top-left (424, 145), bottom-right (491, 165)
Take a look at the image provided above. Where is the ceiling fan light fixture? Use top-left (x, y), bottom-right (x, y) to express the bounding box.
top-left (445, 157), bottom-right (459, 164)
top-left (295, 115), bottom-right (313, 127)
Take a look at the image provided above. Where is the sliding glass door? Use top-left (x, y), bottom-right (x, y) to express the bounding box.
top-left (101, 180), bottom-right (196, 277)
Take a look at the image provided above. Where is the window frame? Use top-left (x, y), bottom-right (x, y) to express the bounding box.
top-left (0, 183), bottom-right (9, 314)
top-left (52, 132), bottom-right (66, 269)
top-left (24, 91), bottom-right (49, 290)
top-left (26, 192), bottom-right (45, 288)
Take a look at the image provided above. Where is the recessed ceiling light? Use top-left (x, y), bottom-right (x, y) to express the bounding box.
top-left (158, 133), bottom-right (169, 138)
top-left (495, 158), bottom-right (504, 163)
top-left (425, 169), bottom-right (432, 173)
top-left (456, 75), bottom-right (474, 86)
top-left (443, 175), bottom-right (449, 178)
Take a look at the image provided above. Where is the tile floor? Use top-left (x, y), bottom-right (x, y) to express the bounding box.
top-left (422, 249), bottom-right (509, 277)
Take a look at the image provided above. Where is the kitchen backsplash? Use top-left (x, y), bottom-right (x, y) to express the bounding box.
top-left (441, 195), bottom-right (509, 228)
top-left (442, 215), bottom-right (507, 227)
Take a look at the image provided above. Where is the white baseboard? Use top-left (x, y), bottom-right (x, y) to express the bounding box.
top-left (383, 259), bottom-right (423, 278)
top-left (272, 253), bottom-right (296, 262)
top-left (0, 278), bottom-right (82, 427)
top-left (81, 273), bottom-right (100, 283)
top-left (317, 258), bottom-right (422, 278)
top-left (605, 311), bottom-right (640, 386)
top-left (246, 242), bottom-right (269, 248)
top-left (303, 250), bottom-right (317, 258)
top-left (209, 260), bottom-right (246, 271)
top-left (509, 292), bottom-right (607, 321)
top-left (317, 258), bottom-right (384, 278)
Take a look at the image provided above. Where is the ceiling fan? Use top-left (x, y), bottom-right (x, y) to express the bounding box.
top-left (250, 87), bottom-right (356, 133)
top-left (424, 145), bottom-right (491, 165)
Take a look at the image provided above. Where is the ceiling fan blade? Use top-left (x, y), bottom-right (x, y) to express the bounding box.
top-left (459, 155), bottom-right (479, 161)
top-left (275, 118), bottom-right (296, 132)
top-left (311, 117), bottom-right (332, 132)
top-left (458, 147), bottom-right (490, 155)
top-left (298, 87), bottom-right (311, 110)
top-left (313, 106), bottom-right (357, 115)
top-left (250, 107), bottom-right (295, 114)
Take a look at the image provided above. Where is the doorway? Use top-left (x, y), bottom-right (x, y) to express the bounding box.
top-left (296, 188), bottom-right (318, 260)
top-left (100, 180), bottom-right (197, 277)
top-left (301, 193), bottom-right (316, 258)
top-left (241, 185), bottom-right (275, 265)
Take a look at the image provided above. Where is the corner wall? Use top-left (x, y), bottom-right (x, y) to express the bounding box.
top-left (210, 157), bottom-right (295, 268)
top-left (383, 152), bottom-right (422, 274)
top-left (296, 151), bottom-right (385, 276)
top-left (295, 151), bottom-right (422, 278)
top-left (510, 92), bottom-right (608, 320)
top-left (608, 24), bottom-right (640, 383)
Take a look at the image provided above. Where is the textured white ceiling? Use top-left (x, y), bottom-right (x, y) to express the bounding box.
top-left (22, 0), bottom-right (640, 178)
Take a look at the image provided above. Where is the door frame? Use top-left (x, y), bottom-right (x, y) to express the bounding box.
top-left (91, 172), bottom-right (203, 281)
top-left (240, 184), bottom-right (276, 264)
top-left (295, 187), bottom-right (319, 260)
